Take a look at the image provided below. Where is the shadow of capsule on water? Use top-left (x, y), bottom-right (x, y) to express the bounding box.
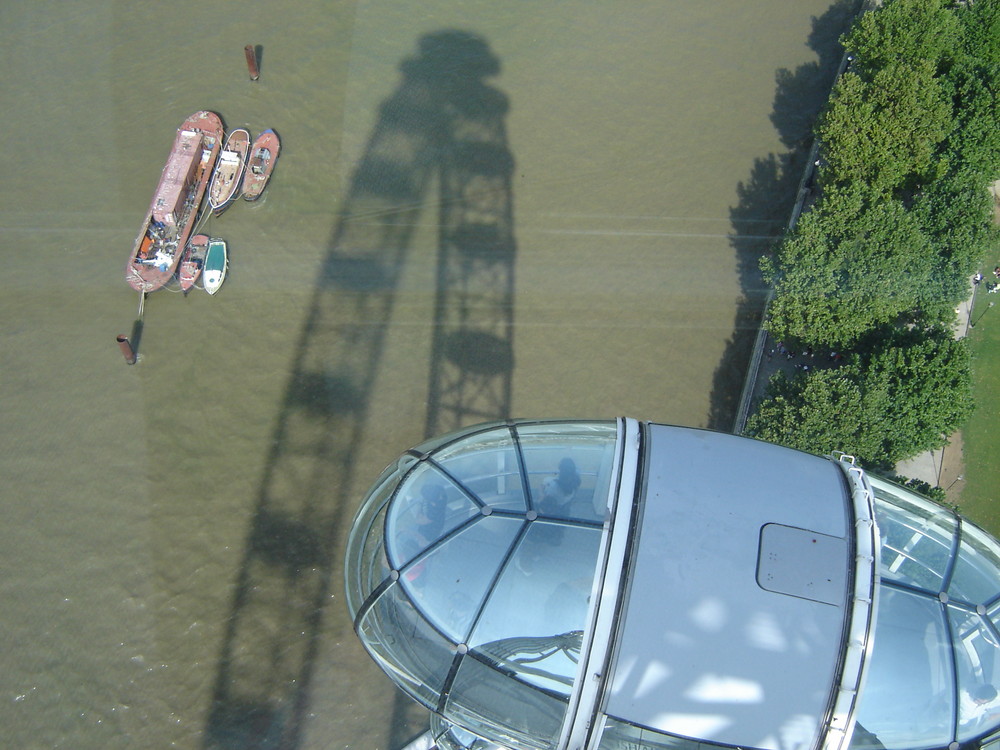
top-left (286, 371), bottom-right (362, 418)
top-left (249, 509), bottom-right (325, 576)
top-left (442, 329), bottom-right (513, 376)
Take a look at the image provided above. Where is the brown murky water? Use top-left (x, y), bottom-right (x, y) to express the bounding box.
top-left (0, 0), bottom-right (858, 747)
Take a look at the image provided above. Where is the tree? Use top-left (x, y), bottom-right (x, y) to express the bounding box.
top-left (817, 61), bottom-right (952, 197)
top-left (959, 0), bottom-right (1000, 65)
top-left (857, 329), bottom-right (974, 461)
top-left (745, 367), bottom-right (879, 461)
top-left (746, 330), bottom-right (974, 469)
top-left (943, 61), bottom-right (1000, 178)
top-left (763, 198), bottom-right (937, 348)
top-left (913, 167), bottom-right (1000, 313)
top-left (843, 0), bottom-right (961, 76)
top-left (749, 0), bottom-right (987, 470)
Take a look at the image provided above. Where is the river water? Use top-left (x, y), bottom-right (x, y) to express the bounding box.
top-left (0, 1), bottom-right (858, 747)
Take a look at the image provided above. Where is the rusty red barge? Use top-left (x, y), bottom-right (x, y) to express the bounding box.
top-left (125, 111), bottom-right (224, 293)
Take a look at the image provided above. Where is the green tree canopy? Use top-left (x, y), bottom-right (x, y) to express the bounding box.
top-left (746, 368), bottom-right (872, 459)
top-left (748, 0), bottom-right (991, 475)
top-left (843, 0), bottom-right (961, 75)
top-left (763, 198), bottom-right (938, 348)
top-left (817, 61), bottom-right (951, 197)
top-left (746, 330), bottom-right (973, 468)
top-left (943, 61), bottom-right (1000, 178)
top-left (858, 329), bottom-right (974, 461)
top-left (913, 167), bottom-right (1000, 310)
top-left (959, 0), bottom-right (1000, 64)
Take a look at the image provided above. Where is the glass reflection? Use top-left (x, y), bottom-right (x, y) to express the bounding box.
top-left (471, 523), bottom-right (602, 694)
top-left (401, 514), bottom-right (524, 642)
top-left (599, 716), bottom-right (729, 750)
top-left (851, 588), bottom-right (953, 750)
top-left (345, 460), bottom-right (406, 613)
top-left (516, 421), bottom-right (618, 522)
top-left (386, 461), bottom-right (481, 568)
top-left (433, 426), bottom-right (528, 513)
top-left (950, 522), bottom-right (1000, 606)
top-left (445, 655), bottom-right (567, 750)
top-left (874, 490), bottom-right (957, 594)
top-left (359, 581), bottom-right (457, 709)
top-left (951, 605), bottom-right (1000, 743)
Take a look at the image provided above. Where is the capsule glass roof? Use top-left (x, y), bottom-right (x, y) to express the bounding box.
top-left (347, 420), bottom-right (620, 750)
top-left (851, 475), bottom-right (1000, 750)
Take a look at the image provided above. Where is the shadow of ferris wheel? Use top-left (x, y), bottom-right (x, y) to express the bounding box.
top-left (202, 30), bottom-right (517, 750)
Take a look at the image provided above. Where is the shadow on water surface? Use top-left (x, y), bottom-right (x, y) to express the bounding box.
top-left (706, 0), bottom-right (862, 431)
top-left (128, 317), bottom-right (144, 360)
top-left (203, 30), bottom-right (516, 750)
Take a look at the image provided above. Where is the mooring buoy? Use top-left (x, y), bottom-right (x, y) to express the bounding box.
top-left (245, 45), bottom-right (260, 81)
top-left (117, 335), bottom-right (137, 365)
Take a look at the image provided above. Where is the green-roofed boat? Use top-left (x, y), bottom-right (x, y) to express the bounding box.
top-left (203, 238), bottom-right (228, 295)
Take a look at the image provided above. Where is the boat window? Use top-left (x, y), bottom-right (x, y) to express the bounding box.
top-left (597, 716), bottom-right (734, 750)
top-left (874, 486), bottom-right (957, 594)
top-left (400, 514), bottom-right (524, 643)
top-left (470, 522), bottom-right (603, 694)
top-left (949, 522), bottom-right (1000, 605)
top-left (385, 460), bottom-right (481, 568)
top-left (432, 425), bottom-right (527, 513)
top-left (951, 605), bottom-right (1000, 744)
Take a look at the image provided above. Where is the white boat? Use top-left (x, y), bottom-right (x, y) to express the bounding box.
top-left (208, 128), bottom-right (250, 213)
top-left (203, 238), bottom-right (228, 295)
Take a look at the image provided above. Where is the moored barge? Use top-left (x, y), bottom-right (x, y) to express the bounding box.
top-left (125, 111), bottom-right (224, 293)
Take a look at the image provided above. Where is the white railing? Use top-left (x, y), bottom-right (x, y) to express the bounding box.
top-left (823, 453), bottom-right (881, 750)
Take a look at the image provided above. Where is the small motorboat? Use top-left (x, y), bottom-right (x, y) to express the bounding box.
top-left (177, 234), bottom-right (209, 292)
top-left (203, 238), bottom-right (228, 295)
top-left (242, 129), bottom-right (280, 201)
top-left (208, 128), bottom-right (250, 213)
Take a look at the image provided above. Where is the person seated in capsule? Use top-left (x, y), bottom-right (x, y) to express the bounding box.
top-left (539, 457), bottom-right (581, 516)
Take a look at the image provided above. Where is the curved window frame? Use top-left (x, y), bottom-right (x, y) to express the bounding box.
top-left (348, 418), bottom-right (629, 746)
top-left (860, 475), bottom-right (1000, 750)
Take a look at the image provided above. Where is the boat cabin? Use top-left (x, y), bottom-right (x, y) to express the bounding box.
top-left (152, 129), bottom-right (201, 228)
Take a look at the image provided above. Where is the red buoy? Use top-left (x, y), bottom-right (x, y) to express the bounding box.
top-left (117, 335), bottom-right (137, 365)
top-left (245, 45), bottom-right (260, 81)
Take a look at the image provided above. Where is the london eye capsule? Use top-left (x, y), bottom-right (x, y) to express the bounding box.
top-left (345, 419), bottom-right (1000, 750)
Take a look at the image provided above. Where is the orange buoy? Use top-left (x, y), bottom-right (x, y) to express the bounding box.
top-left (245, 45), bottom-right (260, 81)
top-left (117, 335), bottom-right (137, 365)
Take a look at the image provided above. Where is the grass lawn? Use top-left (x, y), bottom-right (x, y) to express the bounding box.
top-left (959, 288), bottom-right (1000, 536)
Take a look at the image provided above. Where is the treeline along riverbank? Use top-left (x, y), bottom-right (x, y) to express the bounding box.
top-left (744, 0), bottom-right (1000, 475)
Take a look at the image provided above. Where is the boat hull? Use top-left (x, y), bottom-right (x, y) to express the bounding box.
top-left (203, 239), bottom-right (228, 295)
top-left (178, 234), bottom-right (209, 292)
top-left (208, 128), bottom-right (250, 213)
top-left (125, 111), bottom-right (223, 293)
top-left (242, 129), bottom-right (280, 201)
